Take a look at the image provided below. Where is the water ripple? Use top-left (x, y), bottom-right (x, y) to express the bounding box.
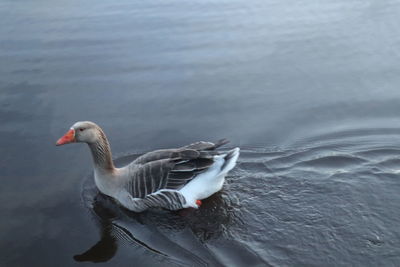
top-left (79, 129), bottom-right (400, 266)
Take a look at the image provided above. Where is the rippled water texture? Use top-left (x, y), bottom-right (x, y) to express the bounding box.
top-left (78, 135), bottom-right (400, 266)
top-left (1, 0), bottom-right (400, 266)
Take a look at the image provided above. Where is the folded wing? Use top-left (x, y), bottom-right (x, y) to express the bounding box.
top-left (127, 140), bottom-right (229, 198)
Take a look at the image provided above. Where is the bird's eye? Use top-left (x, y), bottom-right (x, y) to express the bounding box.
top-left (79, 128), bottom-right (84, 132)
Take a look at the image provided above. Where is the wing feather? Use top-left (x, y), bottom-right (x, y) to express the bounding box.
top-left (127, 140), bottom-right (229, 199)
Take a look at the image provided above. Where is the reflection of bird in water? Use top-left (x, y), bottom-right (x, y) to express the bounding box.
top-left (74, 176), bottom-right (267, 266)
top-left (74, 187), bottom-right (228, 265)
top-left (56, 121), bottom-right (240, 212)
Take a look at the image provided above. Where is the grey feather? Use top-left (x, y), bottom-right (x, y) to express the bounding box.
top-left (124, 139), bottom-right (231, 209)
top-left (123, 190), bottom-right (187, 212)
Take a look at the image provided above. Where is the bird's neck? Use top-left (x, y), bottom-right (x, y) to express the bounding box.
top-left (88, 130), bottom-right (115, 173)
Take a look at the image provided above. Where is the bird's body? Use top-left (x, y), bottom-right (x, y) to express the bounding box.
top-left (56, 121), bottom-right (240, 212)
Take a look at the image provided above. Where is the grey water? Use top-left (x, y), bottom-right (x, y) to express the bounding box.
top-left (1, 0), bottom-right (400, 266)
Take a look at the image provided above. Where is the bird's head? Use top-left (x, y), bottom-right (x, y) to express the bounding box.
top-left (56, 121), bottom-right (101, 146)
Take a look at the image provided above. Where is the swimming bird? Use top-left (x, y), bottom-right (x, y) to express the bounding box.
top-left (56, 121), bottom-right (240, 212)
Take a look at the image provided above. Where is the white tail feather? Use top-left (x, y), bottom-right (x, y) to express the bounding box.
top-left (179, 147), bottom-right (240, 208)
top-left (219, 147), bottom-right (240, 175)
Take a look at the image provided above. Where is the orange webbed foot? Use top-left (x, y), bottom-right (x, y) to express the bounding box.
top-left (196, 200), bottom-right (202, 207)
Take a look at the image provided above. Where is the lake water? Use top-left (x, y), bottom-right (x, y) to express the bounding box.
top-left (1, 0), bottom-right (400, 266)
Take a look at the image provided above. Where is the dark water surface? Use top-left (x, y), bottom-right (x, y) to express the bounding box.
top-left (1, 0), bottom-right (400, 266)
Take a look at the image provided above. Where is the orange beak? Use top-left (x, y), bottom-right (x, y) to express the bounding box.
top-left (56, 129), bottom-right (76, 146)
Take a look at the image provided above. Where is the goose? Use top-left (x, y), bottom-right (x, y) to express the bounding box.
top-left (56, 121), bottom-right (240, 212)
